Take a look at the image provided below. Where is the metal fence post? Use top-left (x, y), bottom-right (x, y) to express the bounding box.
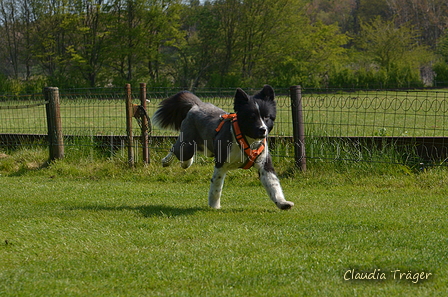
top-left (125, 84), bottom-right (134, 167)
top-left (140, 83), bottom-right (150, 164)
top-left (290, 85), bottom-right (306, 171)
top-left (44, 87), bottom-right (64, 161)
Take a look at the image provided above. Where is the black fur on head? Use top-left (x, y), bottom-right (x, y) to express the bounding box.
top-left (233, 85), bottom-right (277, 139)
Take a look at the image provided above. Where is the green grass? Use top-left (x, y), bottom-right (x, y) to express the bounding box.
top-left (0, 148), bottom-right (447, 296)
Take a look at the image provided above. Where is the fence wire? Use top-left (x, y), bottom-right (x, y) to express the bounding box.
top-left (1, 87), bottom-right (448, 167)
top-left (301, 88), bottom-right (448, 166)
top-left (0, 93), bottom-right (48, 149)
top-left (303, 89), bottom-right (448, 137)
top-left (0, 94), bottom-right (48, 135)
top-left (61, 89), bottom-right (124, 136)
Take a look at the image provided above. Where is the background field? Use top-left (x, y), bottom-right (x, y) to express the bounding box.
top-left (0, 148), bottom-right (447, 296)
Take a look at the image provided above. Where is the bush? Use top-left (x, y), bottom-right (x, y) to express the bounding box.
top-left (328, 64), bottom-right (424, 89)
top-left (0, 76), bottom-right (48, 95)
top-left (433, 61), bottom-right (448, 87)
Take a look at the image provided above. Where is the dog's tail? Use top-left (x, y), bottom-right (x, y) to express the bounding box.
top-left (152, 91), bottom-right (202, 131)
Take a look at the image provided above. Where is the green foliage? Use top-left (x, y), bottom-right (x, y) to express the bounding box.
top-left (437, 32), bottom-right (448, 62)
top-left (329, 64), bottom-right (424, 89)
top-left (327, 18), bottom-right (431, 88)
top-left (434, 32), bottom-right (448, 86)
top-left (357, 17), bottom-right (429, 71)
top-left (0, 76), bottom-right (47, 95)
top-left (272, 21), bottom-right (349, 88)
top-left (433, 62), bottom-right (448, 86)
top-left (356, 0), bottom-right (391, 23)
top-left (0, 0), bottom-right (444, 91)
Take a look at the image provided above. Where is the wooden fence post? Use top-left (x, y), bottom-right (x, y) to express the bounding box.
top-left (140, 83), bottom-right (150, 164)
top-left (290, 85), bottom-right (306, 171)
top-left (44, 87), bottom-right (64, 161)
top-left (125, 84), bottom-right (134, 167)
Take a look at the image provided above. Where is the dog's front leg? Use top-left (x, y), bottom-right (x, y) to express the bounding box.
top-left (208, 166), bottom-right (227, 209)
top-left (257, 156), bottom-right (294, 210)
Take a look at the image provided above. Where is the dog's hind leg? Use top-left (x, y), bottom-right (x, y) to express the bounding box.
top-left (162, 151), bottom-right (175, 167)
top-left (162, 149), bottom-right (194, 169)
top-left (178, 140), bottom-right (196, 169)
top-left (208, 166), bottom-right (228, 209)
top-left (256, 155), bottom-right (294, 210)
top-left (164, 134), bottom-right (197, 169)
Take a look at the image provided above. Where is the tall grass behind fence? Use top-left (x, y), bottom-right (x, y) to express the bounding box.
top-left (1, 87), bottom-right (448, 167)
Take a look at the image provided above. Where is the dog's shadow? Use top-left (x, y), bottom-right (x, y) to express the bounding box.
top-left (69, 204), bottom-right (207, 218)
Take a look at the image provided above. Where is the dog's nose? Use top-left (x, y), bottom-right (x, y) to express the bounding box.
top-left (259, 127), bottom-right (267, 136)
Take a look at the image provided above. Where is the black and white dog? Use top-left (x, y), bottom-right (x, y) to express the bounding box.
top-left (153, 85), bottom-right (294, 210)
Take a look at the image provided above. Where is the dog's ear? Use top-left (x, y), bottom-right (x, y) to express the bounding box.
top-left (254, 85), bottom-right (275, 101)
top-left (234, 88), bottom-right (249, 104)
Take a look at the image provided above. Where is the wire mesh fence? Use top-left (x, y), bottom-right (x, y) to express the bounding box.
top-left (301, 88), bottom-right (448, 166)
top-left (1, 86), bottom-right (448, 167)
top-left (303, 89), bottom-right (448, 137)
top-left (61, 88), bottom-right (125, 137)
top-left (0, 93), bottom-right (48, 135)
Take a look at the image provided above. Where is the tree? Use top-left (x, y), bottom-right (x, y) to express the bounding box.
top-left (68, 0), bottom-right (109, 87)
top-left (0, 0), bottom-right (21, 78)
top-left (271, 21), bottom-right (349, 87)
top-left (0, 0), bottom-right (444, 91)
top-left (357, 17), bottom-right (429, 69)
top-left (173, 1), bottom-right (221, 89)
top-left (29, 0), bottom-right (82, 86)
top-left (437, 31), bottom-right (448, 63)
top-left (178, 0), bottom-right (325, 88)
top-left (387, 0), bottom-right (448, 47)
top-left (305, 0), bottom-right (356, 33)
top-left (354, 17), bottom-right (432, 87)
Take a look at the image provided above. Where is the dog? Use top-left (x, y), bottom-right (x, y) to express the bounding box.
top-left (152, 85), bottom-right (294, 210)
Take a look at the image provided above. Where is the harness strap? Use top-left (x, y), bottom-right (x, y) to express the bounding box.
top-left (215, 113), bottom-right (266, 169)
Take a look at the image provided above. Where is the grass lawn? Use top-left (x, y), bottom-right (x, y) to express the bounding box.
top-left (0, 149), bottom-right (447, 296)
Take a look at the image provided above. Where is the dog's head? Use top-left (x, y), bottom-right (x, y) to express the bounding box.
top-left (233, 85), bottom-right (277, 140)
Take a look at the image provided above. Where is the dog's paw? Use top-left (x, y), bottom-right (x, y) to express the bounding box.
top-left (180, 158), bottom-right (193, 169)
top-left (208, 200), bottom-right (221, 209)
top-left (276, 201), bottom-right (294, 210)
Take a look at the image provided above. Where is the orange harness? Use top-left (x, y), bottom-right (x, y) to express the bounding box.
top-left (215, 113), bottom-right (266, 169)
